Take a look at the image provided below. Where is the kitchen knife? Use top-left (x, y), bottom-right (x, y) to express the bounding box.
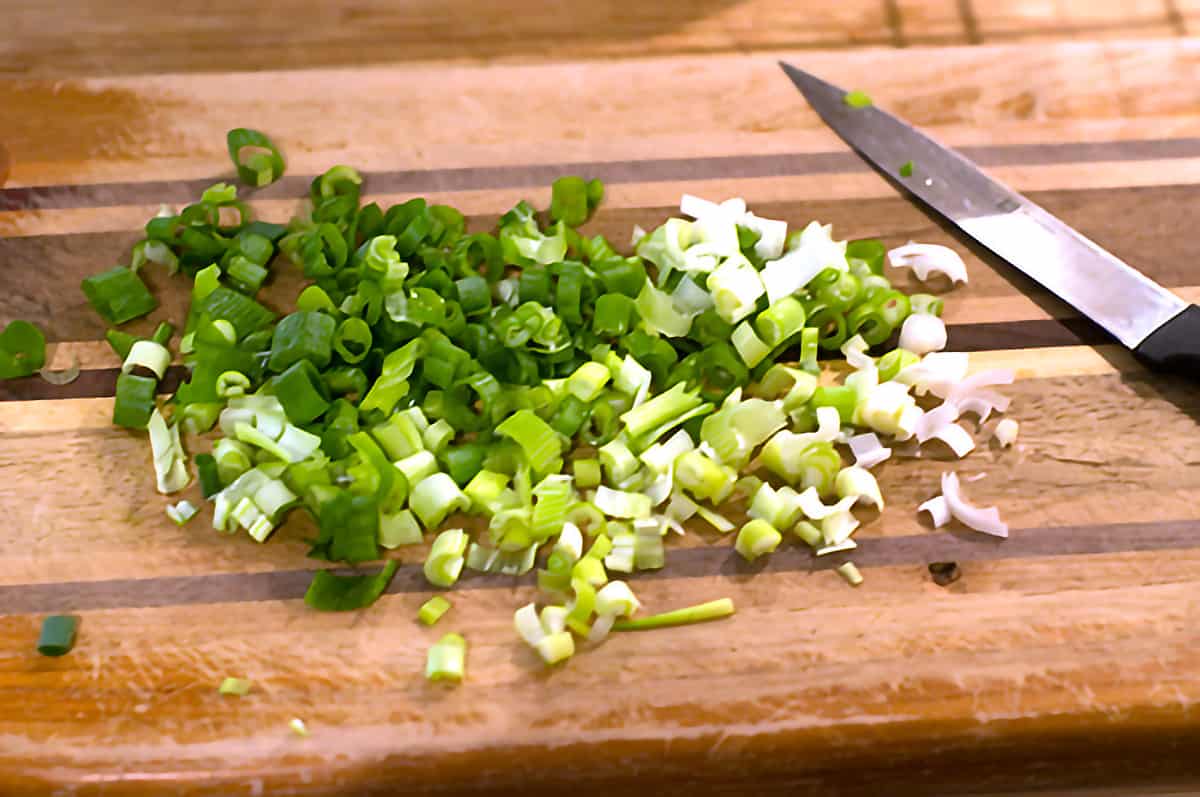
top-left (779, 62), bottom-right (1200, 372)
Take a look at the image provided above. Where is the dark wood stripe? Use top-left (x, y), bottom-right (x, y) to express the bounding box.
top-left (1164, 0), bottom-right (1187, 35)
top-left (884, 0), bottom-right (907, 48)
top-left (957, 0), bottom-right (982, 44)
top-left (5, 184), bottom-right (1200, 345)
top-left (946, 317), bottom-right (1110, 351)
top-left (2, 518), bottom-right (1197, 615)
top-left (2, 138), bottom-right (1198, 211)
top-left (0, 365), bottom-right (186, 402)
top-left (0, 317), bottom-right (1115, 403)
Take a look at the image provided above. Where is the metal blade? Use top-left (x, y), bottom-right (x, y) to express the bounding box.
top-left (779, 62), bottom-right (1185, 350)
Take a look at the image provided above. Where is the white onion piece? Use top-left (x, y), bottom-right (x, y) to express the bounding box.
top-left (720, 197), bottom-right (747, 217)
top-left (914, 402), bottom-right (961, 443)
top-left (941, 472), bottom-right (1008, 537)
top-left (918, 495), bottom-right (951, 527)
top-left (796, 487), bottom-right (857, 521)
top-left (994, 418), bottom-right (1019, 447)
top-left (892, 404), bottom-right (924, 441)
top-left (848, 433), bottom-right (892, 469)
top-left (887, 243), bottom-right (968, 284)
top-left (588, 613), bottom-right (616, 644)
top-left (39, 355), bottom-right (81, 385)
top-left (947, 369), bottom-right (1014, 404)
top-left (898, 313), bottom-right (947, 355)
top-left (660, 516), bottom-right (687, 536)
top-left (820, 510), bottom-right (861, 545)
top-left (514, 603), bottom-right (546, 646)
top-left (643, 470), bottom-right (674, 506)
top-left (897, 351), bottom-right (970, 397)
top-left (928, 422), bottom-right (976, 458)
top-left (631, 225), bottom-right (647, 247)
top-left (680, 193), bottom-right (723, 219)
top-left (815, 539), bottom-right (858, 557)
top-left (841, 334), bottom-right (873, 370)
top-left (956, 395), bottom-right (992, 423)
top-left (740, 211), bottom-right (787, 261)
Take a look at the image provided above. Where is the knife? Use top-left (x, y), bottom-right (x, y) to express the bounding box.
top-left (779, 62), bottom-right (1200, 373)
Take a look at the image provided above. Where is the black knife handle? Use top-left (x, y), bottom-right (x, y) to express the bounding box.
top-left (1133, 305), bottom-right (1200, 374)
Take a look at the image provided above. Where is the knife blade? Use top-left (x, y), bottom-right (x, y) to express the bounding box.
top-left (779, 61), bottom-right (1200, 373)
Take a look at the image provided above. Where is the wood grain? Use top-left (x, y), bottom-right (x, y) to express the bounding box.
top-left (2, 31), bottom-right (1200, 797)
top-left (1, 0), bottom-right (1193, 77)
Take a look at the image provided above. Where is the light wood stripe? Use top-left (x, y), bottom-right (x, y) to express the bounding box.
top-left (4, 183), bottom-right (1198, 346)
top-left (3, 354), bottom-right (1198, 588)
top-left (4, 138), bottom-right (1199, 213)
top-left (4, 519), bottom-right (1200, 615)
top-left (3, 42), bottom-right (1198, 188)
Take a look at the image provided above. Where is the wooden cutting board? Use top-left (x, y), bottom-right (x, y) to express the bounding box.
top-left (2, 39), bottom-right (1200, 796)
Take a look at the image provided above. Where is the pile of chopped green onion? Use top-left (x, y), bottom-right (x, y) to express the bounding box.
top-left (85, 129), bottom-right (1016, 679)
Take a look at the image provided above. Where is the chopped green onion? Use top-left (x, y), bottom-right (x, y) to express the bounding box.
top-left (836, 466), bottom-right (884, 509)
top-left (113, 372), bottom-right (157, 430)
top-left (550, 176), bottom-right (593, 227)
top-left (593, 486), bottom-right (652, 519)
top-left (734, 518), bottom-right (782, 562)
top-left (909, 293), bottom-right (944, 317)
top-left (899, 160), bottom-right (914, 178)
top-left (425, 632), bottom-right (467, 683)
top-left (303, 561), bottom-right (398, 611)
top-left (694, 504), bottom-right (735, 533)
top-left (419, 595), bottom-right (453, 626)
top-left (422, 419), bottom-right (455, 454)
top-left (604, 528), bottom-right (635, 573)
top-left (268, 360), bottom-right (331, 425)
top-left (37, 615), bottom-right (79, 657)
top-left (148, 408), bottom-right (190, 494)
top-left (793, 519), bottom-right (822, 547)
top-left (635, 281), bottom-right (693, 337)
top-left (215, 370), bottom-right (251, 398)
top-left (268, 311), bottom-right (336, 373)
top-left (82, 266), bottom-right (158, 326)
top-left (731, 322), bottom-right (770, 368)
top-left (219, 677), bottom-right (252, 696)
top-left (534, 631), bottom-right (575, 665)
top-left (195, 453), bottom-right (222, 498)
top-left (844, 90), bottom-right (873, 108)
top-left (674, 450), bottom-right (735, 503)
top-left (380, 509), bottom-right (423, 549)
top-left (289, 718), bottom-right (310, 737)
top-left (706, 255), bottom-right (764, 324)
top-left (410, 473), bottom-right (471, 529)
top-left (836, 561), bottom-right (864, 586)
top-left (595, 580), bottom-right (641, 617)
top-left (227, 128), bottom-right (286, 187)
top-left (495, 410), bottom-right (564, 479)
top-left (0, 320), bottom-right (46, 379)
top-left (572, 458), bottom-right (602, 489)
top-left (597, 437), bottom-right (639, 485)
top-left (620, 382), bottom-right (706, 441)
top-left (166, 500), bottom-right (198, 526)
top-left (424, 529), bottom-right (469, 588)
top-left (566, 361), bottom-right (611, 402)
top-left (613, 598), bottom-right (734, 631)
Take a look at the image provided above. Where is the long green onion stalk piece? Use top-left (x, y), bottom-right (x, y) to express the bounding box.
top-left (613, 598), bottom-right (735, 631)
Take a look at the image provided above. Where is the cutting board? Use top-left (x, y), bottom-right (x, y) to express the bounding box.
top-left (2, 39), bottom-right (1200, 796)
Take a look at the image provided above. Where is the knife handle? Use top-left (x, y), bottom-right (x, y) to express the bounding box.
top-left (1133, 305), bottom-right (1200, 374)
